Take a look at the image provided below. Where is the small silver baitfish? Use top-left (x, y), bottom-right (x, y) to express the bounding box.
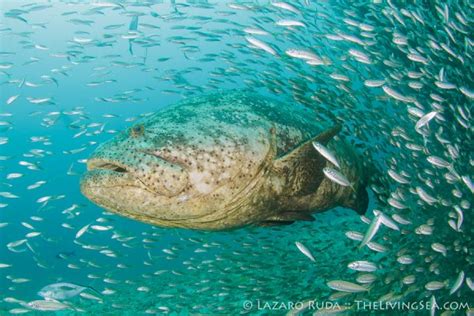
top-left (38, 282), bottom-right (98, 300)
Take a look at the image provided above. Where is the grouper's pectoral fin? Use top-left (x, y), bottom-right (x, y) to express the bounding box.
top-left (258, 211), bottom-right (315, 226)
top-left (272, 124), bottom-right (342, 196)
top-left (258, 221), bottom-right (294, 227)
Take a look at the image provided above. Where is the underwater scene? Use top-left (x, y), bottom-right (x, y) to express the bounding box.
top-left (0, 0), bottom-right (473, 315)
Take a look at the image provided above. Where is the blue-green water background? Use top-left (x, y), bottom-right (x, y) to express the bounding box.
top-left (0, 0), bottom-right (472, 315)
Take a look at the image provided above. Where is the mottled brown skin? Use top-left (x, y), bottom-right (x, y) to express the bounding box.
top-left (81, 92), bottom-right (368, 230)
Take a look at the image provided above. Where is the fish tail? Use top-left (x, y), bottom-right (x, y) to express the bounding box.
top-left (86, 285), bottom-right (102, 296)
top-left (77, 283), bottom-right (102, 296)
top-left (367, 283), bottom-right (374, 293)
top-left (342, 185), bottom-right (369, 216)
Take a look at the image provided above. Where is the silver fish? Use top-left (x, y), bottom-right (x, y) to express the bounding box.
top-left (359, 215), bottom-right (382, 248)
top-left (312, 142), bottom-right (341, 168)
top-left (38, 282), bottom-right (96, 300)
top-left (245, 36), bottom-right (276, 56)
top-left (415, 111), bottom-right (438, 130)
top-left (449, 271), bottom-right (464, 295)
top-left (25, 300), bottom-right (72, 311)
top-left (425, 281), bottom-right (446, 291)
top-left (323, 167), bottom-right (352, 188)
top-left (295, 241), bottom-right (315, 262)
top-left (327, 280), bottom-right (368, 293)
top-left (347, 260), bottom-right (378, 272)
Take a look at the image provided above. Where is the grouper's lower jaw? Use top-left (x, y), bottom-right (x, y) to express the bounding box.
top-left (80, 170), bottom-right (121, 204)
top-left (80, 173), bottom-right (243, 230)
top-left (79, 165), bottom-right (140, 209)
top-left (80, 171), bottom-right (184, 224)
top-left (80, 173), bottom-right (148, 221)
top-left (80, 182), bottom-right (183, 229)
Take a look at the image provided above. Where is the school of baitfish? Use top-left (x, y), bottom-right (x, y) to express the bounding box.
top-left (0, 0), bottom-right (473, 315)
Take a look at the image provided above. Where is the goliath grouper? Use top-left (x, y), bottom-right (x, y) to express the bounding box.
top-left (81, 92), bottom-right (369, 230)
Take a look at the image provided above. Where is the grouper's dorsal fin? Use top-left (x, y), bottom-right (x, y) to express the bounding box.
top-left (272, 124), bottom-right (341, 196)
top-left (311, 124), bottom-right (342, 145)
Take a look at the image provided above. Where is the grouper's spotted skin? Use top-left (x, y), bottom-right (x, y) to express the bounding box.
top-left (81, 92), bottom-right (368, 230)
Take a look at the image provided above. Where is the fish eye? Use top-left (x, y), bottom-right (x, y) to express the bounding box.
top-left (130, 124), bottom-right (145, 138)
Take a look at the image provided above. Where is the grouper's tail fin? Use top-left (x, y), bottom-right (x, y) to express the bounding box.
top-left (339, 144), bottom-right (372, 216)
top-left (332, 136), bottom-right (371, 216)
top-left (342, 184), bottom-right (369, 215)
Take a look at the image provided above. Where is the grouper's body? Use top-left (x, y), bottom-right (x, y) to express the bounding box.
top-left (81, 92), bottom-right (368, 230)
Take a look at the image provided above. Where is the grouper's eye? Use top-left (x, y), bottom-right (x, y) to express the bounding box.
top-left (130, 124), bottom-right (145, 138)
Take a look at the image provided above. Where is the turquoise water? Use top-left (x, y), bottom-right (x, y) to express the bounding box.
top-left (0, 0), bottom-right (473, 315)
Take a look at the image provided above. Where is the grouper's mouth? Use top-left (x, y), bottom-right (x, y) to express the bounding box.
top-left (80, 156), bottom-right (197, 223)
top-left (86, 159), bottom-right (129, 174)
top-left (83, 152), bottom-right (190, 199)
top-left (81, 158), bottom-right (136, 193)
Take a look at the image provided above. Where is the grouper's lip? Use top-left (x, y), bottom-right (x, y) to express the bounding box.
top-left (82, 158), bottom-right (137, 190)
top-left (86, 158), bottom-right (130, 173)
top-left (83, 158), bottom-right (163, 196)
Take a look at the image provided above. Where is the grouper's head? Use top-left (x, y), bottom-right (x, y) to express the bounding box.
top-left (80, 107), bottom-right (272, 229)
